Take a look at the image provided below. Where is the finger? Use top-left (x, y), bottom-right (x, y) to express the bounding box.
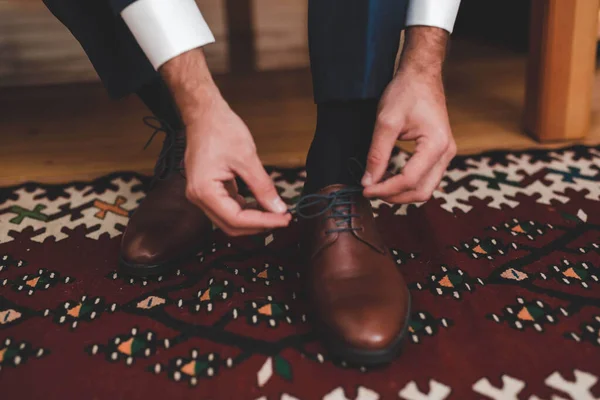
top-left (381, 149), bottom-right (452, 204)
top-left (224, 179), bottom-right (239, 198)
top-left (361, 115), bottom-right (401, 187)
top-left (189, 192), bottom-right (233, 233)
top-left (234, 156), bottom-right (287, 214)
top-left (381, 168), bottom-right (443, 205)
top-left (235, 194), bottom-right (247, 207)
top-left (205, 204), bottom-right (288, 236)
top-left (200, 203), bottom-right (256, 235)
top-left (187, 180), bottom-right (290, 235)
top-left (242, 200), bottom-right (261, 211)
top-left (224, 179), bottom-right (246, 207)
top-left (363, 139), bottom-right (442, 198)
top-left (203, 207), bottom-right (268, 236)
top-left (202, 186), bottom-right (291, 231)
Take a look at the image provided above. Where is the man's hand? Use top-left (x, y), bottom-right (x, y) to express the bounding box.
top-left (161, 49), bottom-right (291, 236)
top-left (362, 27), bottom-right (456, 204)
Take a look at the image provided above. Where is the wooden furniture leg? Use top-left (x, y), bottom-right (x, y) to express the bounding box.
top-left (224, 0), bottom-right (256, 73)
top-left (524, 0), bottom-right (599, 142)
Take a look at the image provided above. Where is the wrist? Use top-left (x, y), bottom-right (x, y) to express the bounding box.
top-left (160, 48), bottom-right (221, 124)
top-left (398, 26), bottom-right (448, 76)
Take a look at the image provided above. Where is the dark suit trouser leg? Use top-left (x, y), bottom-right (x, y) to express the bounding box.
top-left (44, 0), bottom-right (181, 128)
top-left (304, 0), bottom-right (408, 192)
top-left (45, 0), bottom-right (408, 104)
top-left (308, 0), bottom-right (409, 103)
top-left (43, 0), bottom-right (157, 99)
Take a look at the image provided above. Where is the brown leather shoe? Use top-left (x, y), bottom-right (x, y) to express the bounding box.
top-left (299, 184), bottom-right (411, 365)
top-left (119, 118), bottom-right (213, 277)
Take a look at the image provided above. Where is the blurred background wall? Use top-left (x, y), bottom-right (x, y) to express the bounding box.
top-left (1, 0), bottom-right (599, 184)
top-left (2, 0), bottom-right (581, 88)
top-left (0, 0), bottom-right (310, 86)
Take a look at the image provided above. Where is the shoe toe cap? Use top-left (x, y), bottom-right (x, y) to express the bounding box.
top-left (327, 295), bottom-right (409, 351)
top-left (120, 232), bottom-right (167, 267)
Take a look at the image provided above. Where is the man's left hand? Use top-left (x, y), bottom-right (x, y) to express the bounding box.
top-left (361, 27), bottom-right (456, 204)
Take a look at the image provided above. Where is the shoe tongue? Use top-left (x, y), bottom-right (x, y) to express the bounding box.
top-left (150, 134), bottom-right (185, 181)
top-left (295, 184), bottom-right (357, 217)
top-left (300, 183), bottom-right (387, 259)
top-left (313, 184), bottom-right (354, 196)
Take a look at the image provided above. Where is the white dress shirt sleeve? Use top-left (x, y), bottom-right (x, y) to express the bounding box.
top-left (121, 0), bottom-right (215, 70)
top-left (406, 0), bottom-right (461, 34)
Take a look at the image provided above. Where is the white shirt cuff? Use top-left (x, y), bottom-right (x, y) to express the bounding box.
top-left (406, 0), bottom-right (461, 34)
top-left (121, 0), bottom-right (215, 70)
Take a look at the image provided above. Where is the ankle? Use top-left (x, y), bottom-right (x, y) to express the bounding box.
top-left (304, 99), bottom-right (378, 193)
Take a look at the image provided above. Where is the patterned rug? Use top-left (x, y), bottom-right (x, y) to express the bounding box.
top-left (1, 146), bottom-right (599, 399)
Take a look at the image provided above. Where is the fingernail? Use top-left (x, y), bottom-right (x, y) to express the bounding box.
top-left (362, 172), bottom-right (373, 187)
top-left (272, 197), bottom-right (287, 213)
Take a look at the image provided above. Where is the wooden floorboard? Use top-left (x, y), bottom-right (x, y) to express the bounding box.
top-left (1, 40), bottom-right (599, 186)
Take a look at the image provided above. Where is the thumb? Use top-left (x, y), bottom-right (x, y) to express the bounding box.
top-left (235, 155), bottom-right (287, 214)
top-left (362, 119), bottom-right (398, 187)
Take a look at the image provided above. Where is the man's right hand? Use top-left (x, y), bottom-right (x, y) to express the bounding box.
top-left (160, 48), bottom-right (291, 236)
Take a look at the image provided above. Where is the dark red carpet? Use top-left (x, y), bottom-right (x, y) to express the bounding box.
top-left (1, 146), bottom-right (599, 399)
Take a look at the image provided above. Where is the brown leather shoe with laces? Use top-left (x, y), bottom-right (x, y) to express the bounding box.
top-left (119, 117), bottom-right (213, 277)
top-left (298, 184), bottom-right (411, 365)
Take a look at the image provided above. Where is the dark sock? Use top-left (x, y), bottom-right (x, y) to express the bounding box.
top-left (304, 100), bottom-right (378, 193)
top-left (136, 77), bottom-right (184, 130)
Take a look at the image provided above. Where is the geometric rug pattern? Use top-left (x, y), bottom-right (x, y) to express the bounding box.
top-left (1, 146), bottom-right (599, 399)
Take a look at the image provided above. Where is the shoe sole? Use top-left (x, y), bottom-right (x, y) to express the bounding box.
top-left (119, 243), bottom-right (207, 278)
top-left (323, 292), bottom-right (412, 367)
top-left (118, 257), bottom-right (177, 278)
top-left (118, 237), bottom-right (212, 278)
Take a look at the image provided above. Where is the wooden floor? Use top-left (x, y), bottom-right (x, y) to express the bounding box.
top-left (1, 40), bottom-right (599, 186)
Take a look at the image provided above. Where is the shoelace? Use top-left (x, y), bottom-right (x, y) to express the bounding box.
top-left (142, 120), bottom-right (365, 233)
top-left (142, 116), bottom-right (185, 181)
top-left (289, 186), bottom-right (363, 234)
